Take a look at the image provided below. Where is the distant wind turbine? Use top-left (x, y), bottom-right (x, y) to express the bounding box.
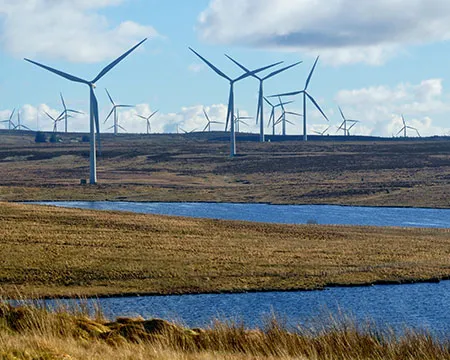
top-left (104, 88), bottom-right (134, 135)
top-left (59, 92), bottom-right (83, 133)
top-left (202, 108), bottom-right (223, 132)
top-left (312, 126), bottom-right (330, 136)
top-left (137, 110), bottom-right (158, 134)
top-left (225, 56), bottom-right (301, 142)
top-left (337, 106), bottom-right (360, 136)
top-left (234, 109), bottom-right (252, 133)
top-left (189, 47), bottom-right (281, 157)
top-left (397, 115), bottom-right (420, 137)
top-left (44, 111), bottom-right (63, 132)
top-left (275, 97), bottom-right (301, 135)
top-left (1, 109), bottom-right (15, 130)
top-left (269, 56), bottom-right (328, 141)
top-left (25, 38), bottom-right (147, 184)
top-left (264, 97), bottom-right (293, 136)
top-left (13, 110), bottom-right (32, 131)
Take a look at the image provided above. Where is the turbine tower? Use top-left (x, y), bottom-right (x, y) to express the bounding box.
top-left (1, 109), bottom-right (15, 130)
top-left (104, 88), bottom-right (134, 135)
top-left (270, 56), bottom-right (328, 141)
top-left (189, 47), bottom-right (281, 157)
top-left (337, 106), bottom-right (359, 136)
top-left (25, 38), bottom-right (147, 184)
top-left (397, 115), bottom-right (420, 137)
top-left (225, 56), bottom-right (301, 142)
top-left (202, 108), bottom-right (223, 132)
top-left (137, 110), bottom-right (158, 134)
top-left (59, 92), bottom-right (83, 133)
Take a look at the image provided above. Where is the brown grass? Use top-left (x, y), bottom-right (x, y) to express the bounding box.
top-left (0, 131), bottom-right (450, 207)
top-left (1, 202), bottom-right (449, 298)
top-left (1, 301), bottom-right (449, 360)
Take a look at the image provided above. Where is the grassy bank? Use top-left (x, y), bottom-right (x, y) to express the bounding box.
top-left (1, 301), bottom-right (449, 360)
top-left (1, 202), bottom-right (449, 298)
top-left (1, 132), bottom-right (450, 208)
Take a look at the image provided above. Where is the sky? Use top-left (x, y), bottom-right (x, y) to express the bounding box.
top-left (1, 0), bottom-right (450, 137)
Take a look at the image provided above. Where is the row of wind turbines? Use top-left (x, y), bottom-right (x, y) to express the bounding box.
top-left (4, 38), bottom-right (423, 184)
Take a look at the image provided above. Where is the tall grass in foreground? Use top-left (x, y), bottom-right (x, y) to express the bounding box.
top-left (0, 299), bottom-right (449, 359)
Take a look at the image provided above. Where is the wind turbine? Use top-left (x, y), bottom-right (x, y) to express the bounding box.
top-left (270, 56), bottom-right (328, 141)
top-left (44, 111), bottom-right (63, 132)
top-left (275, 97), bottom-right (301, 135)
top-left (25, 38), bottom-right (147, 184)
top-left (13, 110), bottom-right (32, 131)
top-left (234, 109), bottom-right (252, 133)
top-left (137, 110), bottom-right (158, 134)
top-left (59, 92), bottom-right (83, 133)
top-left (397, 115), bottom-right (420, 137)
top-left (202, 108), bottom-right (223, 132)
top-left (337, 106), bottom-right (360, 136)
top-left (225, 56), bottom-right (301, 142)
top-left (1, 109), bottom-right (15, 130)
top-left (312, 126), bottom-right (330, 136)
top-left (104, 88), bottom-right (134, 135)
top-left (189, 47), bottom-right (281, 157)
top-left (264, 97), bottom-right (293, 136)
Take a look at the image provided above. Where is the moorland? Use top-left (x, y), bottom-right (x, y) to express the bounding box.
top-left (0, 130), bottom-right (450, 207)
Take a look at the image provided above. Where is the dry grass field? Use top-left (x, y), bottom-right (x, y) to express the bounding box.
top-left (1, 202), bottom-right (449, 298)
top-left (1, 301), bottom-right (450, 360)
top-left (0, 130), bottom-right (450, 207)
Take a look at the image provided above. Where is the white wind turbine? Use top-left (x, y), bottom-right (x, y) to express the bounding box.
top-left (189, 47), bottom-right (281, 157)
top-left (397, 115), bottom-right (420, 137)
top-left (1, 109), bottom-right (15, 130)
top-left (264, 97), bottom-right (293, 136)
top-left (104, 88), bottom-right (134, 135)
top-left (25, 38), bottom-right (147, 184)
top-left (202, 108), bottom-right (223, 132)
top-left (337, 106), bottom-right (360, 136)
top-left (137, 110), bottom-right (159, 134)
top-left (270, 56), bottom-right (328, 141)
top-left (234, 109), bottom-right (252, 133)
top-left (44, 111), bottom-right (63, 132)
top-left (59, 92), bottom-right (83, 133)
top-left (13, 110), bottom-right (32, 131)
top-left (225, 56), bottom-right (301, 142)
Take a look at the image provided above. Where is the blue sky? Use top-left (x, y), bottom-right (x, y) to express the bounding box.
top-left (1, 0), bottom-right (450, 136)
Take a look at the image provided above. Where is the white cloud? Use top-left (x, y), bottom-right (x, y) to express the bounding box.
top-left (334, 78), bottom-right (450, 136)
top-left (0, 0), bottom-right (160, 62)
top-left (197, 0), bottom-right (450, 65)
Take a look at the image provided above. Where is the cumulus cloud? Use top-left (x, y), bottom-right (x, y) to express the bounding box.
top-left (197, 0), bottom-right (450, 65)
top-left (0, 0), bottom-right (159, 62)
top-left (334, 78), bottom-right (450, 136)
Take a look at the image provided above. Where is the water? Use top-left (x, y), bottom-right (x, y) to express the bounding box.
top-left (35, 201), bottom-right (450, 228)
top-left (38, 281), bottom-right (450, 334)
top-left (29, 201), bottom-right (450, 333)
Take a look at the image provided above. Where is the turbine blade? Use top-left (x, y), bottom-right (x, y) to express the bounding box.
top-left (396, 128), bottom-right (405, 136)
top-left (9, 108), bottom-right (16, 121)
top-left (44, 111), bottom-right (55, 121)
top-left (305, 56), bottom-right (319, 90)
top-left (402, 114), bottom-right (406, 126)
top-left (105, 88), bottom-right (115, 105)
top-left (189, 47), bottom-right (231, 81)
top-left (104, 107), bottom-right (115, 124)
top-left (269, 90), bottom-right (303, 98)
top-left (117, 105), bottom-right (134, 108)
top-left (203, 108), bottom-right (211, 123)
top-left (137, 114), bottom-right (147, 120)
top-left (24, 59), bottom-right (89, 85)
top-left (203, 124), bottom-right (208, 132)
top-left (338, 106), bottom-right (345, 120)
top-left (286, 111), bottom-right (302, 117)
top-left (224, 54), bottom-right (250, 72)
top-left (149, 110), bottom-right (159, 119)
top-left (93, 38), bottom-right (147, 83)
top-left (118, 125), bottom-right (127, 132)
top-left (306, 92), bottom-right (328, 121)
top-left (60, 92), bottom-right (67, 110)
top-left (67, 109), bottom-right (84, 114)
top-left (263, 96), bottom-right (273, 107)
top-left (263, 61), bottom-right (302, 80)
top-left (235, 61), bottom-right (283, 82)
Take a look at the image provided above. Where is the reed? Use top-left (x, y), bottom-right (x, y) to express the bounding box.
top-left (1, 300), bottom-right (449, 359)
